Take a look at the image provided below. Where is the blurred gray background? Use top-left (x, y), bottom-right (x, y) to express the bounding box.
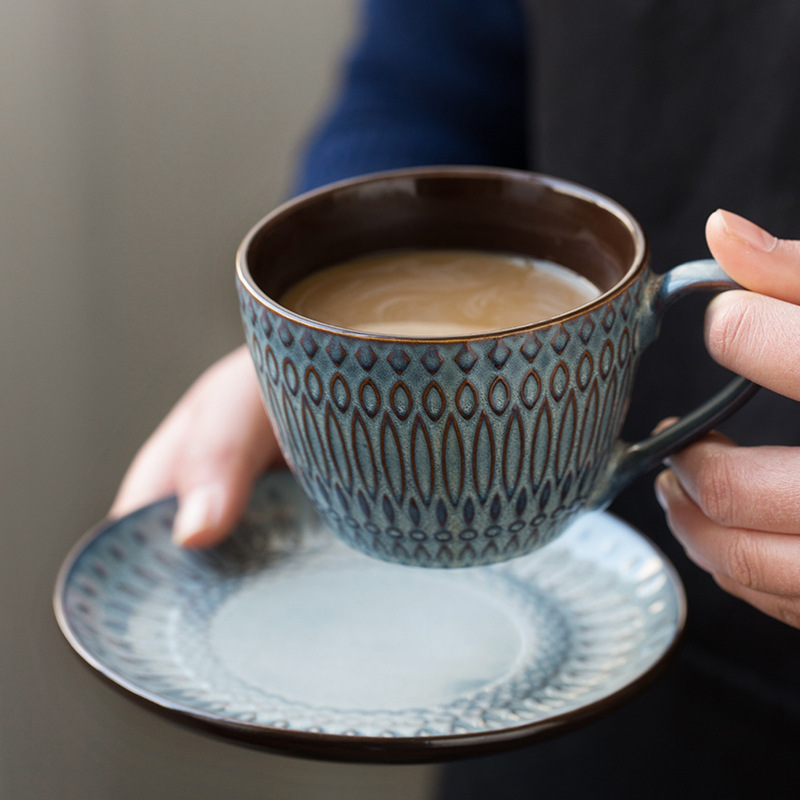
top-left (1, 1), bottom-right (438, 797)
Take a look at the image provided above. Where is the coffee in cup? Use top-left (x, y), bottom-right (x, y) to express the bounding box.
top-left (236, 167), bottom-right (756, 568)
top-left (279, 249), bottom-right (601, 336)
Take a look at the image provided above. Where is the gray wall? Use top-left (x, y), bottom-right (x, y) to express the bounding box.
top-left (0, 2), bottom-right (438, 797)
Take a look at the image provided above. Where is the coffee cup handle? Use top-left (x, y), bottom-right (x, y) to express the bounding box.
top-left (591, 258), bottom-right (759, 509)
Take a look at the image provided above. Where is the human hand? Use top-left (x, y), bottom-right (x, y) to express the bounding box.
top-left (110, 344), bottom-right (282, 548)
top-left (655, 209), bottom-right (800, 628)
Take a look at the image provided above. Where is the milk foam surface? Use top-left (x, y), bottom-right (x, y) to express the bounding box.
top-left (280, 249), bottom-right (601, 336)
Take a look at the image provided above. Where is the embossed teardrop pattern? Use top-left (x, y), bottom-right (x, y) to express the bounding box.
top-left (239, 281), bottom-right (644, 566)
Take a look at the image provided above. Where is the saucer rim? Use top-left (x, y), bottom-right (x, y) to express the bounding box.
top-left (53, 477), bottom-right (686, 764)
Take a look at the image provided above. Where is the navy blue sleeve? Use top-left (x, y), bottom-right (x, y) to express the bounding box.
top-left (292, 0), bottom-right (529, 195)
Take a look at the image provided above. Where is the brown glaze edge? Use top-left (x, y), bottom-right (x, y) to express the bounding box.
top-left (235, 166), bottom-right (651, 344)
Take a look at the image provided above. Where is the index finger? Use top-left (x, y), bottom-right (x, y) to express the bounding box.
top-left (666, 432), bottom-right (800, 535)
top-left (704, 290), bottom-right (800, 401)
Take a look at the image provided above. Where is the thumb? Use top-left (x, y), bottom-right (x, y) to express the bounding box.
top-left (705, 209), bottom-right (800, 304)
top-left (110, 346), bottom-right (281, 549)
top-left (170, 349), bottom-right (280, 548)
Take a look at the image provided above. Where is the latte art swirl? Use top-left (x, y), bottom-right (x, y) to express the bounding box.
top-left (280, 250), bottom-right (601, 337)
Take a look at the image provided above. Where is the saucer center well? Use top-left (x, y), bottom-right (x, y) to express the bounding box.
top-left (208, 559), bottom-right (526, 711)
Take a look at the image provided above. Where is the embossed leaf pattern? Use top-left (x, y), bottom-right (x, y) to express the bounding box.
top-left (239, 278), bottom-right (645, 567)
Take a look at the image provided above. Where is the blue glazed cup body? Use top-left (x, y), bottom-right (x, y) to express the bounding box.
top-left (236, 167), bottom-right (754, 567)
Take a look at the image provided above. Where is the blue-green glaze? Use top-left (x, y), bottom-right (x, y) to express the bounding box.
top-left (237, 169), bottom-right (755, 567)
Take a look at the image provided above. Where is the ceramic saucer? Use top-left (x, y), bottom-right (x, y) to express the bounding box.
top-left (54, 472), bottom-right (685, 762)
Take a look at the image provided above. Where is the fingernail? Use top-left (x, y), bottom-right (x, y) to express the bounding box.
top-left (717, 209), bottom-right (777, 253)
top-left (172, 485), bottom-right (223, 546)
top-left (651, 417), bottom-right (678, 436)
top-left (654, 470), bottom-right (675, 510)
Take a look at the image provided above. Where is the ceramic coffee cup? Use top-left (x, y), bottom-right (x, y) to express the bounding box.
top-left (236, 167), bottom-right (756, 568)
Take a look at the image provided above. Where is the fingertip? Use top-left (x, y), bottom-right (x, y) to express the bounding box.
top-left (651, 416), bottom-right (679, 435)
top-left (654, 469), bottom-right (677, 511)
top-left (704, 210), bottom-right (800, 303)
top-left (703, 287), bottom-right (738, 333)
top-left (715, 209), bottom-right (777, 253)
top-left (703, 288), bottom-right (754, 369)
top-left (705, 209), bottom-right (739, 282)
top-left (172, 472), bottom-right (263, 549)
top-left (705, 208), bottom-right (725, 241)
top-left (705, 208), bottom-right (774, 286)
top-left (172, 484), bottom-right (228, 548)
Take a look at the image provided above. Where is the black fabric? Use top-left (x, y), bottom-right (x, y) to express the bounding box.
top-left (440, 655), bottom-right (798, 798)
top-left (441, 2), bottom-right (800, 795)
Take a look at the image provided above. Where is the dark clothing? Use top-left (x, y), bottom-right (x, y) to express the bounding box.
top-left (294, 0), bottom-right (800, 795)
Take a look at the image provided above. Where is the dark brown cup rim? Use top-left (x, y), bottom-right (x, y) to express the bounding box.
top-left (236, 165), bottom-right (649, 342)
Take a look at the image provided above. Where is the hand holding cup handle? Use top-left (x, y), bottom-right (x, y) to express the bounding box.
top-left (592, 258), bottom-right (758, 508)
top-left (654, 210), bottom-right (800, 629)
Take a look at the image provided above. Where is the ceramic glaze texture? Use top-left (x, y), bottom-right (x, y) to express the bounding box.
top-left (55, 472), bottom-right (686, 759)
top-left (237, 168), bottom-right (755, 568)
top-left (239, 275), bottom-right (646, 567)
